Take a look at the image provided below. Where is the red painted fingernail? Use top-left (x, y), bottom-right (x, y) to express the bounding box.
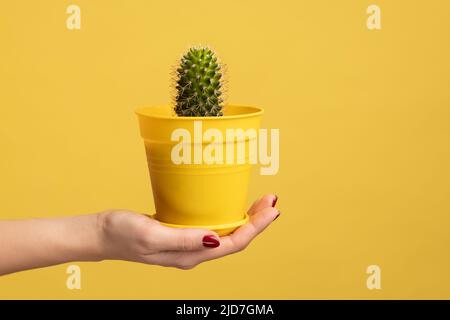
top-left (274, 211), bottom-right (281, 221)
top-left (272, 195), bottom-right (278, 207)
top-left (203, 235), bottom-right (220, 248)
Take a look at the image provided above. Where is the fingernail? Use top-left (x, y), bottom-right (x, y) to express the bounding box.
top-left (272, 195), bottom-right (278, 207)
top-left (273, 211), bottom-right (281, 221)
top-left (203, 235), bottom-right (220, 248)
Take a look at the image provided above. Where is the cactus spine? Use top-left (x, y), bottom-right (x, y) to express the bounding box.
top-left (174, 47), bottom-right (224, 117)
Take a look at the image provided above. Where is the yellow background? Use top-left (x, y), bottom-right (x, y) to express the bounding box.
top-left (1, 0), bottom-right (449, 299)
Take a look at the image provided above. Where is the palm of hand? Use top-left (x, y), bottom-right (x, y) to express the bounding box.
top-left (99, 195), bottom-right (279, 269)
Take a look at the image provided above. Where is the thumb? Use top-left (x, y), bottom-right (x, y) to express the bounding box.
top-left (151, 224), bottom-right (221, 252)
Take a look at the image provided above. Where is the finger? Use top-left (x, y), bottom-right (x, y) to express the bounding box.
top-left (148, 223), bottom-right (221, 252)
top-left (156, 207), bottom-right (279, 268)
top-left (247, 197), bottom-right (262, 214)
top-left (229, 206), bottom-right (279, 248)
top-left (247, 194), bottom-right (278, 216)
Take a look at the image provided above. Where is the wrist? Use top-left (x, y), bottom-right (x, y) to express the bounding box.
top-left (93, 210), bottom-right (128, 261)
top-left (60, 213), bottom-right (106, 263)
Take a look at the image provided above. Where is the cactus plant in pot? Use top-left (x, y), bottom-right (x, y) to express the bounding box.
top-left (135, 47), bottom-right (263, 235)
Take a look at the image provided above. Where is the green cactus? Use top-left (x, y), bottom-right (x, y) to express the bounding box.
top-left (174, 47), bottom-right (224, 117)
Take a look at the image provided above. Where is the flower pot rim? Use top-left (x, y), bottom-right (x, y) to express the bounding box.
top-left (135, 105), bottom-right (263, 120)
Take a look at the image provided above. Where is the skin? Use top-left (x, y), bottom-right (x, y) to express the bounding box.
top-left (0, 195), bottom-right (279, 276)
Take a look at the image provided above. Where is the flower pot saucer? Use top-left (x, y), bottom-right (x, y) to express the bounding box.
top-left (149, 213), bottom-right (250, 236)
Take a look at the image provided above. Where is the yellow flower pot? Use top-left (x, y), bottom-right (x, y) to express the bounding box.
top-left (135, 105), bottom-right (263, 235)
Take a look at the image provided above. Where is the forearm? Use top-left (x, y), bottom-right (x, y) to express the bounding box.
top-left (0, 214), bottom-right (104, 275)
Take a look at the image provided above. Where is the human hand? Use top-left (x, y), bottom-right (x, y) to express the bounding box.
top-left (98, 194), bottom-right (280, 269)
